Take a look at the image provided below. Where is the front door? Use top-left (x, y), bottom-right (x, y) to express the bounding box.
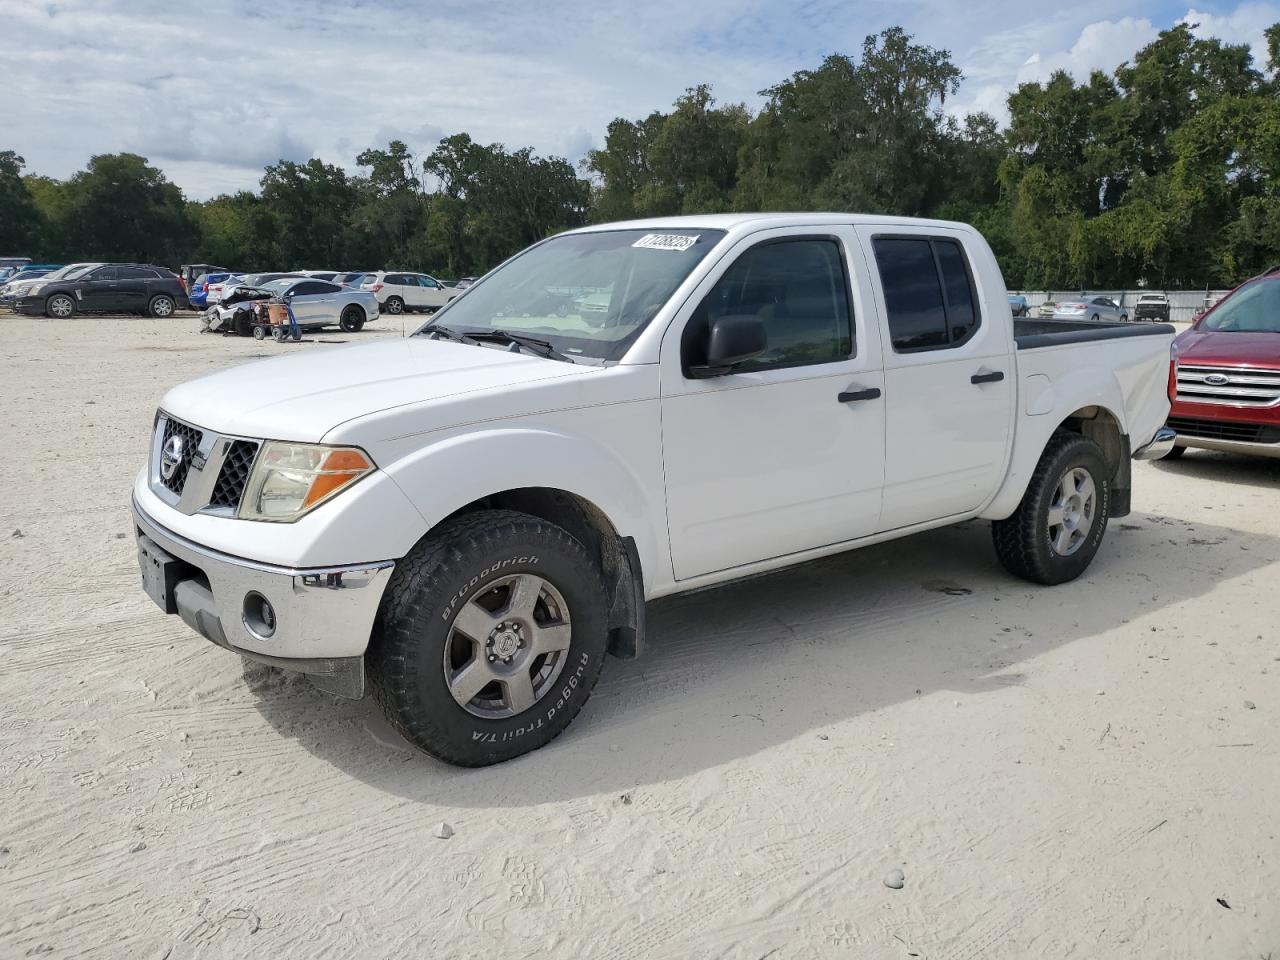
top-left (857, 228), bottom-right (1015, 531)
top-left (77, 266), bottom-right (124, 311)
top-left (661, 230), bottom-right (886, 581)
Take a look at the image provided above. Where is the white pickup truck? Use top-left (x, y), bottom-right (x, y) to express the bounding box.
top-left (133, 214), bottom-right (1177, 766)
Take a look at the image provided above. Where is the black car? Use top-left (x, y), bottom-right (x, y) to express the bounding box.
top-left (14, 263), bottom-right (189, 318)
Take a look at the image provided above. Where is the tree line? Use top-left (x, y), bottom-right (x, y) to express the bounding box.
top-left (2, 23), bottom-right (1277, 288)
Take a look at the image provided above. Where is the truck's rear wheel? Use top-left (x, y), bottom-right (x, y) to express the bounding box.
top-left (368, 509), bottom-right (609, 766)
top-left (992, 432), bottom-right (1111, 585)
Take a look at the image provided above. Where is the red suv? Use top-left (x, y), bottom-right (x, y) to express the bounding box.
top-left (1165, 267), bottom-right (1280, 459)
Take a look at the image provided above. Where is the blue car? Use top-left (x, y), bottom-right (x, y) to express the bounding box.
top-left (189, 271), bottom-right (237, 310)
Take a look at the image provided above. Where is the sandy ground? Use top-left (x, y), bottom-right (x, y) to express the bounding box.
top-left (0, 313), bottom-right (1277, 959)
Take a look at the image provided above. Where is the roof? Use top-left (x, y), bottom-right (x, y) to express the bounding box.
top-left (567, 212), bottom-right (975, 234)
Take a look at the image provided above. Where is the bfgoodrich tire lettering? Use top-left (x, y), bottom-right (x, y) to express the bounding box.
top-left (992, 431), bottom-right (1111, 585)
top-left (368, 509), bottom-right (609, 766)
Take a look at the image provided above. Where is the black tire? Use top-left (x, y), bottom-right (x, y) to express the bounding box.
top-left (339, 305), bottom-right (366, 332)
top-left (992, 432), bottom-right (1111, 586)
top-left (271, 325), bottom-right (286, 341)
top-left (384, 296), bottom-right (404, 315)
top-left (46, 293), bottom-right (76, 319)
top-left (1162, 445), bottom-right (1187, 460)
top-left (252, 325), bottom-right (266, 340)
top-left (1120, 313), bottom-right (1128, 322)
top-left (1091, 313), bottom-right (1100, 322)
top-left (235, 310), bottom-right (253, 337)
top-left (149, 294), bottom-right (176, 318)
top-left (368, 509), bottom-right (609, 766)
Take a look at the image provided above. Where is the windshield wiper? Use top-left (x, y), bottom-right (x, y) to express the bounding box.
top-left (419, 323), bottom-right (479, 345)
top-left (464, 329), bottom-right (577, 363)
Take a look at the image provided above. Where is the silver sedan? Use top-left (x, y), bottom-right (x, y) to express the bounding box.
top-left (256, 278), bottom-right (380, 332)
top-left (1053, 296), bottom-right (1128, 322)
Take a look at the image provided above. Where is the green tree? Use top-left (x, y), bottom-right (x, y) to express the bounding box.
top-left (0, 151), bottom-right (43, 254)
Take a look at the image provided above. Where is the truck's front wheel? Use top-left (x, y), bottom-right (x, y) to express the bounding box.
top-left (992, 432), bottom-right (1111, 585)
top-left (368, 510), bottom-right (609, 766)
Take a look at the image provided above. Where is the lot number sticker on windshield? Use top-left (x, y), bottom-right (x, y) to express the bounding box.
top-left (633, 234), bottom-right (700, 252)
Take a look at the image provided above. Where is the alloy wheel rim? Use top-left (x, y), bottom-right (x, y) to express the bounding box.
top-left (442, 573), bottom-right (572, 719)
top-left (51, 297), bottom-right (72, 317)
top-left (1047, 466), bottom-right (1096, 557)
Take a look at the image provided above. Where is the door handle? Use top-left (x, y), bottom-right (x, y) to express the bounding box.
top-left (838, 387), bottom-right (881, 403)
top-left (971, 370), bottom-right (1005, 384)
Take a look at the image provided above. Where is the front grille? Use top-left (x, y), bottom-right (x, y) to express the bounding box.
top-left (209, 440), bottom-right (259, 509)
top-left (1167, 416), bottom-right (1280, 444)
top-left (159, 418), bottom-right (203, 494)
top-left (1176, 364), bottom-right (1280, 406)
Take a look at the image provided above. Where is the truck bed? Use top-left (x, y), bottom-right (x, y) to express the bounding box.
top-left (1014, 318), bottom-right (1176, 350)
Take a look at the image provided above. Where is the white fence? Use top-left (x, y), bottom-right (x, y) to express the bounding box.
top-left (1012, 290), bottom-right (1232, 324)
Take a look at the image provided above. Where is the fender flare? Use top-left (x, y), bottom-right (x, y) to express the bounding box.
top-left (383, 426), bottom-right (666, 593)
top-left (981, 365), bottom-right (1130, 521)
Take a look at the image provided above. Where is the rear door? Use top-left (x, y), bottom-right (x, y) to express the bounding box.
top-left (857, 228), bottom-right (1015, 531)
top-left (115, 266), bottom-right (157, 311)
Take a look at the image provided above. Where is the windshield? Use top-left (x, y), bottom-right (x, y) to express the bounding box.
top-left (417, 228), bottom-right (726, 361)
top-left (1200, 279), bottom-right (1280, 333)
top-left (42, 263), bottom-right (97, 281)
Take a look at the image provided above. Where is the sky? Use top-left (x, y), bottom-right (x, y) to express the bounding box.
top-left (1, 0), bottom-right (1277, 200)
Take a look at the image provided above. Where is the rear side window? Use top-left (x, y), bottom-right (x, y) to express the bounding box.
top-left (119, 266), bottom-right (159, 280)
top-left (383, 274), bottom-right (407, 285)
top-left (873, 237), bottom-right (982, 352)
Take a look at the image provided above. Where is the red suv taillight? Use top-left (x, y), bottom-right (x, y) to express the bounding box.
top-left (371, 283), bottom-right (383, 293)
top-left (1167, 341), bottom-right (1179, 404)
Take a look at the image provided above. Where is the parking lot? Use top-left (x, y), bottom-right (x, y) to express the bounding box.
top-left (1, 314), bottom-right (1277, 958)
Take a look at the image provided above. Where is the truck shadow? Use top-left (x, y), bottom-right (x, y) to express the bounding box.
top-left (247, 509), bottom-right (1278, 805)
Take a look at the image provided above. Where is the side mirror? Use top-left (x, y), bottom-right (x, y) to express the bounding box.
top-left (688, 314), bottom-right (767, 379)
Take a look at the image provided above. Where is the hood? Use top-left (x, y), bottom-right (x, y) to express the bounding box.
top-left (1175, 327), bottom-right (1280, 369)
top-left (160, 337), bottom-right (590, 443)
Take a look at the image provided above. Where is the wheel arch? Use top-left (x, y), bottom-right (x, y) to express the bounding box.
top-left (981, 366), bottom-right (1133, 523)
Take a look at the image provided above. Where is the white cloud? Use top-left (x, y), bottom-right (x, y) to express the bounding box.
top-left (2, 0), bottom-right (1277, 197)
top-left (1180, 4), bottom-right (1279, 66)
top-left (950, 3), bottom-right (1280, 124)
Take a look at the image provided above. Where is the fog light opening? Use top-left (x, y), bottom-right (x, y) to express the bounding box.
top-left (243, 591), bottom-right (277, 639)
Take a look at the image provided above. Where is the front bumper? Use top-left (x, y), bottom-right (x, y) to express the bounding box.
top-left (132, 498), bottom-right (394, 698)
top-left (13, 298), bottom-right (44, 315)
top-left (1173, 434), bottom-right (1280, 459)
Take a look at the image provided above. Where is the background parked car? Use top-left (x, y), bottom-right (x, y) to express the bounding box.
top-left (1053, 296), bottom-right (1128, 322)
top-left (361, 270), bottom-right (456, 314)
top-left (451, 276), bottom-right (478, 290)
top-left (188, 271), bottom-right (239, 310)
top-left (1164, 266), bottom-right (1280, 460)
top-left (1007, 293), bottom-right (1029, 316)
top-left (333, 271), bottom-right (370, 287)
top-left (0, 267), bottom-right (59, 307)
top-left (1037, 300), bottom-right (1058, 318)
top-left (15, 263), bottom-right (188, 318)
top-left (179, 263), bottom-right (230, 290)
top-left (296, 270), bottom-right (341, 281)
top-left (1133, 293), bottom-right (1171, 322)
top-left (216, 272), bottom-right (301, 302)
top-left (260, 277), bottom-right (380, 332)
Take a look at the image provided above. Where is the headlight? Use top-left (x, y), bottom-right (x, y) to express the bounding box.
top-left (25, 283), bottom-right (45, 295)
top-left (238, 442), bottom-right (374, 522)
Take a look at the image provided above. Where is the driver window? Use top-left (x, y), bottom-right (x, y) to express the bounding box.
top-left (682, 238), bottom-right (853, 374)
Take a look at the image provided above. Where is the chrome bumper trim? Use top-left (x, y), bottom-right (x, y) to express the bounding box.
top-left (1174, 435), bottom-right (1280, 459)
top-left (1134, 426), bottom-right (1177, 460)
top-left (132, 497), bottom-right (394, 691)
